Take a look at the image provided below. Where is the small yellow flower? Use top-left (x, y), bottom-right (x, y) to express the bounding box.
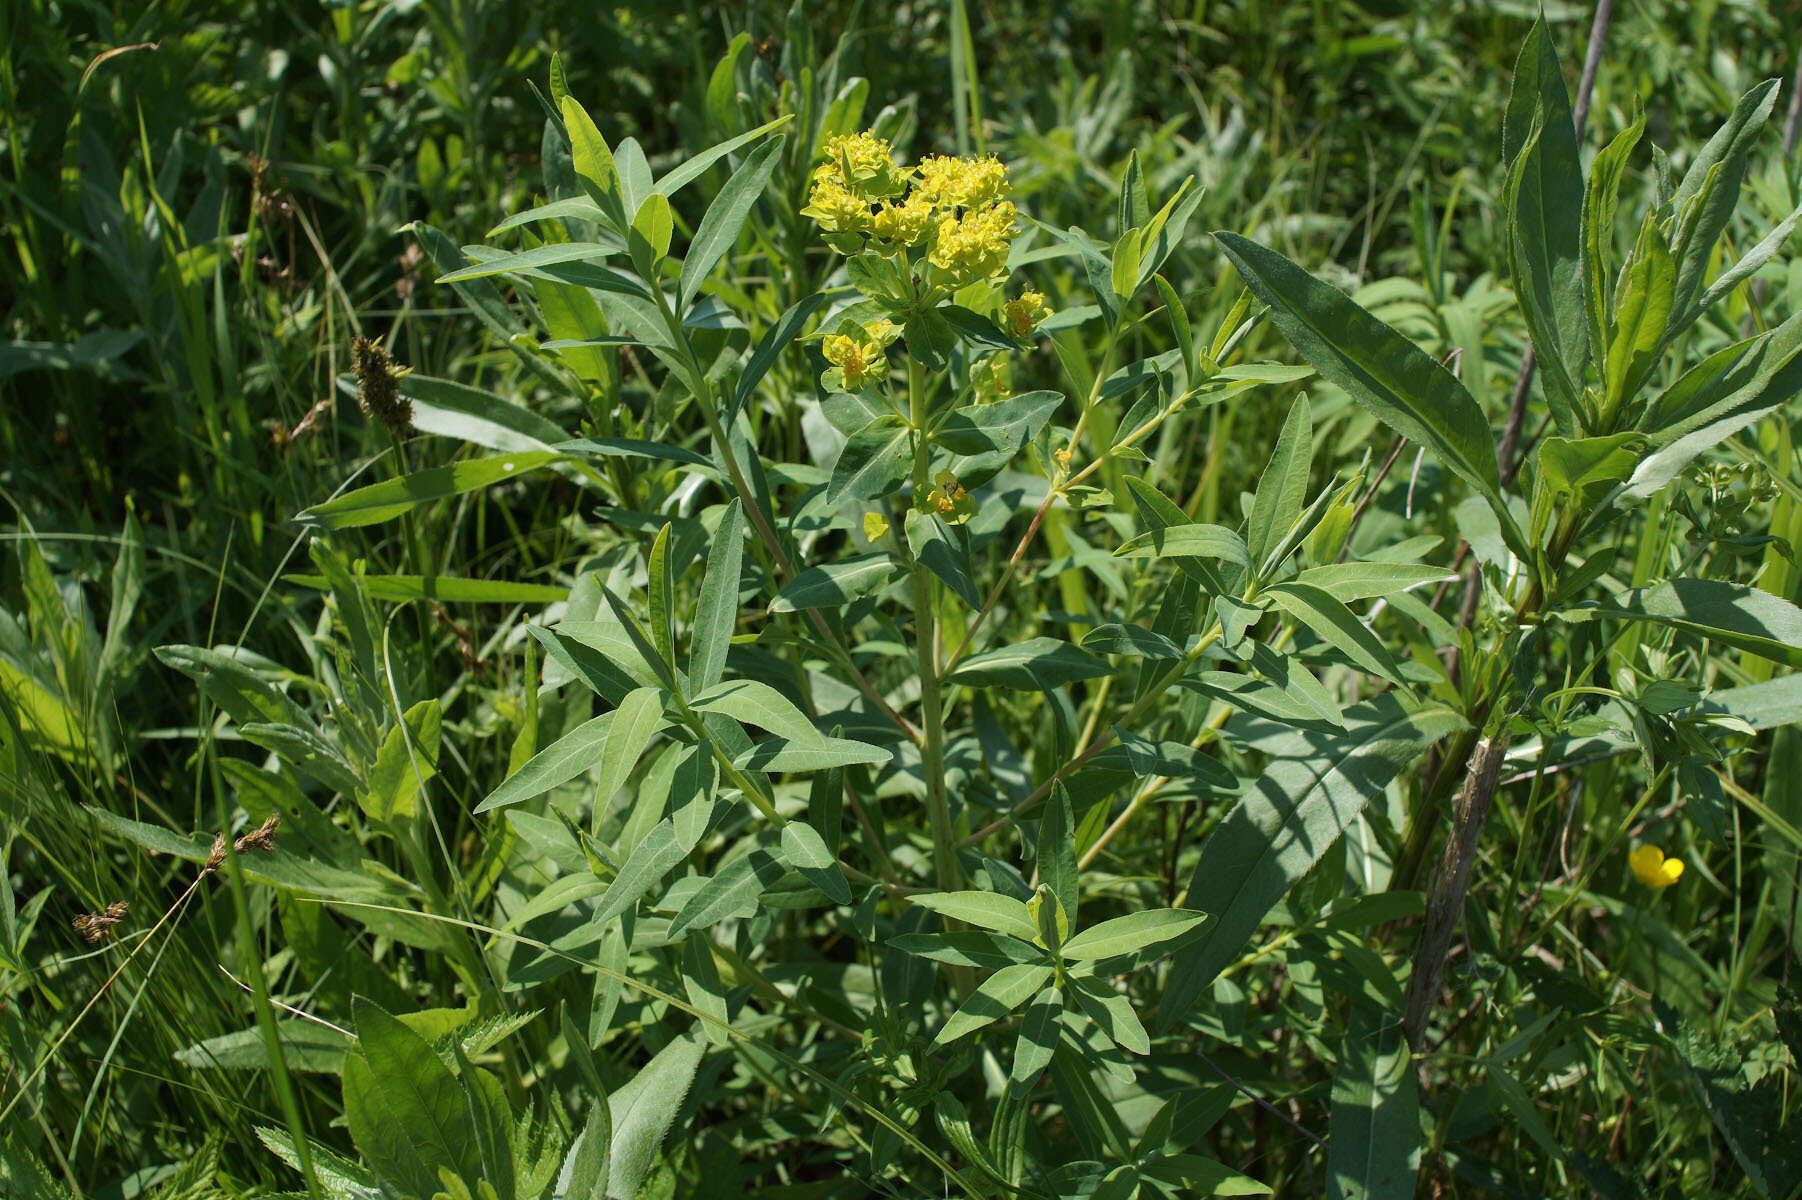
top-left (1003, 290), bottom-right (1051, 338)
top-left (923, 469), bottom-right (976, 524)
top-left (814, 131), bottom-right (907, 199)
top-left (1053, 447), bottom-right (1071, 465)
top-left (863, 512), bottom-right (891, 542)
top-left (819, 321), bottom-right (900, 393)
top-left (869, 192), bottom-right (936, 247)
top-left (928, 201), bottom-right (1018, 287)
top-left (1629, 844), bottom-right (1684, 890)
top-left (915, 154), bottom-right (1008, 210)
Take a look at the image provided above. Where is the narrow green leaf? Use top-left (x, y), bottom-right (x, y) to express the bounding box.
top-left (935, 964), bottom-right (1054, 1045)
top-left (476, 713), bottom-right (613, 813)
top-left (769, 554), bottom-right (903, 612)
top-left (689, 501), bottom-right (744, 692)
top-left (678, 137), bottom-right (783, 310)
top-left (1327, 1009), bottom-right (1419, 1200)
top-left (299, 453), bottom-right (561, 529)
top-left (910, 891), bottom-right (1040, 942)
top-left (1011, 986), bottom-right (1062, 1083)
top-left (780, 820), bottom-right (851, 903)
top-left (561, 95), bottom-right (627, 229)
top-left (1575, 579), bottom-right (1802, 668)
top-left (1114, 523), bottom-right (1250, 567)
top-left (1061, 910), bottom-right (1206, 962)
top-left (688, 679), bottom-right (821, 746)
top-left (362, 700), bottom-right (442, 824)
top-left (1263, 581), bottom-right (1407, 684)
top-left (606, 1035), bottom-right (704, 1200)
top-left (947, 638), bottom-right (1111, 690)
top-left (1248, 394), bottom-right (1312, 572)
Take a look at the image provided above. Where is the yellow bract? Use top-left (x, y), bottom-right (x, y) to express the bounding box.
top-left (1629, 844), bottom-right (1684, 890)
top-left (927, 202), bottom-right (1017, 286)
top-left (1003, 289), bottom-right (1051, 338)
top-left (862, 512), bottom-right (891, 542)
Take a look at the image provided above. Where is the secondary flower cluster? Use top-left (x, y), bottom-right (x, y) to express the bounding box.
top-left (820, 319), bottom-right (900, 392)
top-left (801, 132), bottom-right (1019, 290)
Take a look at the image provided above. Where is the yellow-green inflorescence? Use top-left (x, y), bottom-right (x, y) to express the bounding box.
top-left (801, 132), bottom-right (1041, 301)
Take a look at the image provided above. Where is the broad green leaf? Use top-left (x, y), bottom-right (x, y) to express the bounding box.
top-left (1036, 782), bottom-right (1080, 924)
top-left (344, 999), bottom-right (482, 1198)
top-left (1292, 562), bottom-right (1454, 602)
top-left (1601, 214), bottom-right (1675, 418)
top-left (1070, 975), bottom-right (1150, 1055)
top-left (935, 963), bottom-right (1054, 1044)
top-left (593, 688), bottom-right (669, 810)
top-left (689, 501), bottom-right (744, 693)
top-left (563, 1099), bottom-right (611, 1200)
top-left (1582, 112), bottom-right (1646, 356)
top-left (910, 891), bottom-right (1040, 942)
top-left (1213, 233), bottom-right (1505, 513)
top-left (1114, 522), bottom-right (1250, 567)
top-left (1160, 701), bottom-right (1466, 1027)
top-left (362, 700), bottom-right (442, 824)
top-left (475, 712), bottom-right (613, 813)
top-left (561, 95), bottom-right (627, 228)
top-left (1327, 1009), bottom-right (1419, 1200)
top-left (1574, 579), bottom-right (1802, 668)
top-left (828, 416), bottom-right (912, 505)
top-left (299, 452), bottom-right (561, 529)
top-left (1536, 433), bottom-right (1642, 505)
top-left (780, 820), bottom-right (850, 903)
top-left (1666, 80), bottom-right (1781, 339)
top-left (678, 137), bottom-right (783, 310)
top-left (1501, 22), bottom-right (1588, 431)
top-left (947, 637), bottom-right (1111, 690)
top-left (654, 114), bottom-right (792, 197)
top-left (1011, 986), bottom-right (1062, 1083)
top-left (1248, 395), bottom-right (1312, 573)
top-left (1629, 310), bottom-right (1802, 499)
top-left (935, 391), bottom-right (1064, 456)
top-left (689, 679), bottom-right (821, 746)
top-left (594, 821), bottom-right (686, 927)
top-left (606, 1035), bottom-right (704, 1200)
top-left (667, 849), bottom-right (787, 937)
top-left (906, 510), bottom-right (981, 611)
top-left (174, 1021), bottom-right (351, 1073)
top-left (769, 554), bottom-right (902, 612)
top-left (890, 931), bottom-right (1042, 970)
top-left (1061, 909), bottom-right (1207, 961)
top-left (1262, 582), bottom-right (1406, 685)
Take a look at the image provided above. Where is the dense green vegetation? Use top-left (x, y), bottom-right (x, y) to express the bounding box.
top-left (5, 1), bottom-right (1802, 1196)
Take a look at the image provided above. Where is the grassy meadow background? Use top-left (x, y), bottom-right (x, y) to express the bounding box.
top-left (4, 0), bottom-right (1802, 1196)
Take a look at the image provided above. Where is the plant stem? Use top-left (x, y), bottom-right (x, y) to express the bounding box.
top-left (909, 355), bottom-right (961, 892)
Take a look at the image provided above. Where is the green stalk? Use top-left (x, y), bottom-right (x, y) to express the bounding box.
top-left (909, 355), bottom-right (961, 893)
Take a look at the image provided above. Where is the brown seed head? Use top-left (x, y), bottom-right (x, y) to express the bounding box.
top-left (352, 337), bottom-right (413, 436)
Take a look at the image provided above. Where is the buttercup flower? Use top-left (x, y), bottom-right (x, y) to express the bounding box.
top-left (1629, 844), bottom-right (1684, 890)
top-left (1003, 289), bottom-right (1051, 338)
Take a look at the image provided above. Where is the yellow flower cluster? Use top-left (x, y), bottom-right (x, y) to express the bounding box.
top-left (820, 319), bottom-right (899, 392)
top-left (800, 132), bottom-right (1018, 289)
top-left (1002, 290), bottom-right (1051, 338)
top-left (927, 202), bottom-right (1018, 285)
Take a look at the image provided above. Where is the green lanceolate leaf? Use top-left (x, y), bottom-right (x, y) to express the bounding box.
top-left (936, 391), bottom-right (1063, 456)
top-left (1070, 975), bottom-right (1151, 1055)
top-left (1212, 233), bottom-right (1509, 525)
top-left (1291, 562), bottom-right (1455, 603)
top-left (828, 415), bottom-right (912, 505)
top-left (780, 820), bottom-right (851, 903)
top-left (561, 95), bottom-right (627, 229)
top-left (1061, 909), bottom-right (1207, 962)
top-left (299, 452), bottom-right (563, 529)
top-left (689, 500), bottom-right (744, 693)
top-left (476, 712), bottom-right (614, 813)
top-left (592, 688), bottom-right (670, 810)
top-left (678, 136), bottom-right (784, 310)
top-left (1262, 581), bottom-right (1407, 685)
top-left (1114, 523), bottom-right (1250, 567)
top-left (1327, 1009), bottom-right (1419, 1200)
top-left (1571, 579), bottom-right (1802, 669)
top-left (667, 849), bottom-right (787, 937)
top-left (563, 1099), bottom-right (611, 1200)
top-left (689, 679), bottom-right (821, 747)
top-left (910, 891), bottom-right (1040, 942)
top-left (1011, 985), bottom-right (1062, 1083)
top-left (343, 999), bottom-right (484, 1199)
top-left (947, 638), bottom-right (1111, 690)
top-left (769, 554), bottom-right (903, 612)
top-left (1600, 213), bottom-right (1675, 420)
top-left (1501, 21), bottom-right (1588, 432)
top-left (606, 1035), bottom-right (705, 1200)
top-left (362, 700), bottom-right (442, 824)
top-left (906, 509), bottom-right (981, 611)
top-left (1159, 700), bottom-right (1467, 1028)
top-left (1248, 394), bottom-right (1312, 574)
top-left (935, 963), bottom-right (1055, 1045)
top-left (890, 930), bottom-right (1043, 970)
top-left (1036, 782), bottom-right (1080, 924)
top-left (1582, 111), bottom-right (1646, 357)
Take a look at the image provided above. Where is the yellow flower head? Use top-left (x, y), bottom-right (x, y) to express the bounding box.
top-left (869, 192), bottom-right (936, 248)
top-left (814, 131), bottom-right (907, 200)
top-left (916, 154), bottom-right (1009, 210)
top-left (928, 201), bottom-right (1018, 287)
top-left (819, 321), bottom-right (900, 393)
top-left (1629, 844), bottom-right (1684, 890)
top-left (1003, 289), bottom-right (1051, 338)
